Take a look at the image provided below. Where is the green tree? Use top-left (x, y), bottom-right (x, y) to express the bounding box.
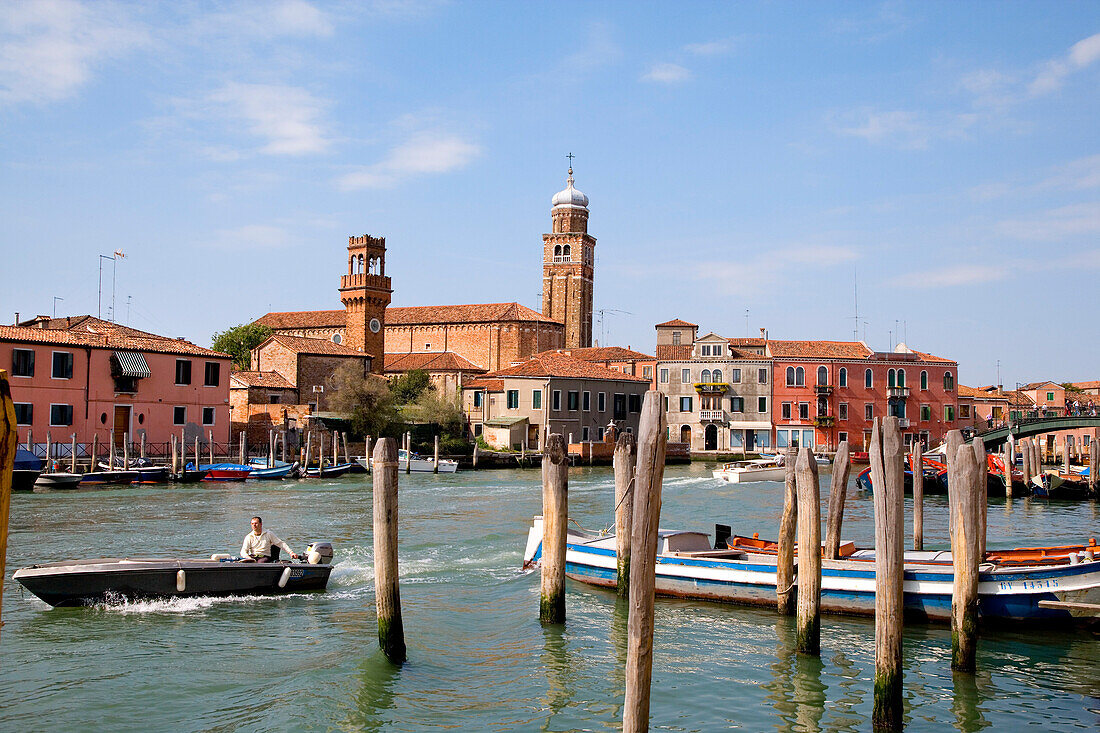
top-left (327, 361), bottom-right (400, 439)
top-left (390, 369), bottom-right (432, 404)
top-left (211, 323), bottom-right (273, 370)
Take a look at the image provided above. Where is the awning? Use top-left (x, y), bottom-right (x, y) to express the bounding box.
top-left (112, 351), bottom-right (151, 378)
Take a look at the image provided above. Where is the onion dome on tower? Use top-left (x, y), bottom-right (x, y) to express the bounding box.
top-left (551, 168), bottom-right (589, 210)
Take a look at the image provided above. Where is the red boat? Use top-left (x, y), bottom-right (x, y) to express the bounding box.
top-left (200, 463), bottom-right (252, 482)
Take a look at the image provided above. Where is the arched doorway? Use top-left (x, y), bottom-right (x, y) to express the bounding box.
top-left (680, 425), bottom-right (691, 445)
top-left (704, 424), bottom-right (718, 451)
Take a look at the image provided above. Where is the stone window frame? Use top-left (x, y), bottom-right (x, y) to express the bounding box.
top-left (14, 403), bottom-right (32, 426)
top-left (552, 390), bottom-right (562, 411)
top-left (175, 359), bottom-right (192, 385)
top-left (532, 389), bottom-right (542, 409)
top-left (51, 350), bottom-right (74, 380)
top-left (839, 368), bottom-right (847, 388)
top-left (659, 368), bottom-right (669, 384)
top-left (582, 391), bottom-right (591, 411)
top-left (506, 390), bottom-right (520, 409)
top-left (681, 368), bottom-right (691, 384)
top-left (173, 406), bottom-right (186, 425)
top-left (202, 407), bottom-right (216, 426)
top-left (839, 402), bottom-right (848, 420)
top-left (679, 396), bottom-right (693, 413)
top-left (567, 391), bottom-right (579, 411)
top-left (758, 396), bottom-right (767, 414)
top-left (598, 392), bottom-right (606, 412)
top-left (11, 348), bottom-right (34, 378)
top-left (865, 403), bottom-right (874, 420)
top-left (781, 402), bottom-right (792, 420)
top-left (799, 402), bottom-right (809, 421)
top-left (49, 403), bottom-right (74, 427)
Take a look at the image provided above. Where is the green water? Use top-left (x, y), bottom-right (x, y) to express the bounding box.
top-left (2, 464), bottom-right (1097, 731)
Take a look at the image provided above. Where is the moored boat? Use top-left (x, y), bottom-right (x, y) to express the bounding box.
top-left (80, 469), bottom-right (140, 485)
top-left (200, 463), bottom-right (252, 481)
top-left (712, 456), bottom-right (786, 483)
top-left (304, 462), bottom-right (353, 478)
top-left (13, 448), bottom-right (42, 491)
top-left (363, 448), bottom-right (458, 474)
top-left (249, 461), bottom-right (300, 480)
top-left (522, 517), bottom-right (1100, 625)
top-left (13, 542), bottom-right (335, 607)
top-left (34, 472), bottom-right (83, 489)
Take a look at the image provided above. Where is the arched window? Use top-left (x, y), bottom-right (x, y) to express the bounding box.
top-left (701, 369), bottom-right (711, 383)
top-left (888, 369), bottom-right (896, 388)
top-left (865, 369), bottom-right (873, 389)
top-left (786, 367), bottom-right (796, 386)
top-left (563, 244), bottom-right (571, 258)
top-left (795, 367), bottom-right (805, 386)
top-left (944, 371), bottom-right (954, 391)
top-left (712, 369), bottom-right (722, 383)
top-left (554, 244), bottom-right (562, 257)
top-left (817, 366), bottom-right (828, 386)
top-left (920, 370), bottom-right (928, 390)
top-left (897, 369), bottom-right (906, 388)
top-left (839, 368), bottom-right (847, 388)
top-left (357, 254), bottom-right (364, 273)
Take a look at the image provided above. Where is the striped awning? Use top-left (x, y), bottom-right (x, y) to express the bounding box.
top-left (112, 351), bottom-right (151, 378)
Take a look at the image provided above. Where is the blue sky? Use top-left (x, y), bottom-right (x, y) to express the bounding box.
top-left (2, 1), bottom-right (1098, 387)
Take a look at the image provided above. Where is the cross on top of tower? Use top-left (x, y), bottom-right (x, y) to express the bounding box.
top-left (566, 152), bottom-right (575, 168)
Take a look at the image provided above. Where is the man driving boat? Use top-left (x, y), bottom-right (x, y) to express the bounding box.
top-left (241, 516), bottom-right (299, 562)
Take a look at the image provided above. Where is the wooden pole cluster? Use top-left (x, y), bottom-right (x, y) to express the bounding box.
top-left (372, 437), bottom-right (406, 664)
top-left (823, 441), bottom-right (851, 560)
top-left (0, 370), bottom-right (19, 642)
top-left (614, 431), bottom-right (638, 597)
top-left (776, 446), bottom-right (798, 615)
top-left (795, 448), bottom-right (821, 655)
top-left (949, 442), bottom-right (982, 673)
top-left (869, 417), bottom-right (905, 731)
top-left (540, 434), bottom-right (569, 624)
top-left (623, 391), bottom-right (668, 733)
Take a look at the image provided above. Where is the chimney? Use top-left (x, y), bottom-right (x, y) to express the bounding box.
top-left (759, 327), bottom-right (766, 339)
top-left (14, 312), bottom-right (19, 325)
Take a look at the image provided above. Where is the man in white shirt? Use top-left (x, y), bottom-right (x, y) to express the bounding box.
top-left (241, 516), bottom-right (299, 563)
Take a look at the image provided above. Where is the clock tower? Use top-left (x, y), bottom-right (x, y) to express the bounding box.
top-left (542, 166), bottom-right (595, 348)
top-left (340, 234), bottom-right (392, 373)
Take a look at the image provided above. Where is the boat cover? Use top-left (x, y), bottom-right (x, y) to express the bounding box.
top-left (15, 448), bottom-right (42, 471)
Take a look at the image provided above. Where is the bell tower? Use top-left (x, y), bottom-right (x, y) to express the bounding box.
top-left (340, 234), bottom-right (392, 373)
top-left (542, 164), bottom-right (595, 348)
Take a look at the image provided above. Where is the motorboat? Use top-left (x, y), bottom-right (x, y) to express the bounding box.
top-left (247, 459), bottom-right (301, 480)
top-left (199, 463), bottom-right (252, 482)
top-left (1033, 472), bottom-right (1094, 500)
top-left (303, 462), bottom-right (354, 478)
top-left (521, 518), bottom-right (1100, 625)
top-left (34, 472), bottom-right (83, 489)
top-left (173, 467), bottom-right (209, 483)
top-left (13, 542), bottom-right (335, 607)
top-left (712, 456), bottom-right (785, 483)
top-left (13, 448), bottom-right (42, 491)
top-left (362, 448), bottom-right (458, 474)
top-left (99, 458), bottom-right (169, 484)
top-left (80, 469), bottom-right (140, 485)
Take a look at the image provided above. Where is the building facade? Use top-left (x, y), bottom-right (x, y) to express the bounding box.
top-left (2, 320), bottom-right (232, 448)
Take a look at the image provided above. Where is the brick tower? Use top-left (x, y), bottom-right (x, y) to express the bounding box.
top-left (542, 167), bottom-right (596, 348)
top-left (340, 234), bottom-right (392, 373)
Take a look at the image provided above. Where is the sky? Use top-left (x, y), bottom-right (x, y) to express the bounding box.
top-left (1, 0), bottom-right (1098, 388)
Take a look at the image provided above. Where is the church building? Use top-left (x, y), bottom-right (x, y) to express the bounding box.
top-left (253, 166), bottom-right (597, 388)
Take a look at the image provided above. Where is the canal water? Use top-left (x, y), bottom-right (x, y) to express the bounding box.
top-left (1, 463), bottom-right (1097, 731)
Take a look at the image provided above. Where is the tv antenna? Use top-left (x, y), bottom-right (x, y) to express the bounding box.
top-left (596, 308), bottom-right (632, 346)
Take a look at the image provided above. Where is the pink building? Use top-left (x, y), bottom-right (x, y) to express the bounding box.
top-left (2, 317), bottom-right (232, 450)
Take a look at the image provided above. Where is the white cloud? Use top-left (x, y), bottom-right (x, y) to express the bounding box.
top-left (337, 131), bottom-right (480, 190)
top-left (694, 245), bottom-right (856, 295)
top-left (684, 40), bottom-right (731, 56)
top-left (891, 265), bottom-right (1008, 289)
top-left (642, 62), bottom-right (691, 84)
top-left (0, 0), bottom-right (146, 106)
top-left (189, 0), bottom-right (334, 40)
top-left (1029, 32), bottom-right (1100, 95)
top-left (561, 22), bottom-right (622, 72)
top-left (1038, 154), bottom-right (1100, 191)
top-left (834, 109), bottom-right (978, 149)
top-left (209, 224), bottom-right (295, 249)
top-left (206, 82), bottom-right (331, 155)
top-left (997, 202), bottom-right (1100, 240)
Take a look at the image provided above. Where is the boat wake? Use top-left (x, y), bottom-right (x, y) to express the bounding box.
top-left (85, 591), bottom-right (303, 615)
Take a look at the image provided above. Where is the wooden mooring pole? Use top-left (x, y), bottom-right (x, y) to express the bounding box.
top-left (823, 440), bottom-right (851, 559)
top-left (623, 391), bottom-right (667, 733)
top-left (364, 435), bottom-right (371, 473)
top-left (776, 446), bottom-right (798, 615)
top-left (1090, 430), bottom-right (1099, 495)
top-left (70, 433), bottom-right (77, 474)
top-left (91, 433), bottom-right (98, 472)
top-left (912, 440), bottom-right (924, 551)
top-left (1003, 442), bottom-right (1013, 498)
top-left (950, 443), bottom-right (982, 672)
top-left (871, 417), bottom-right (904, 730)
top-left (372, 437), bottom-right (406, 663)
top-left (433, 434), bottom-right (440, 474)
top-left (540, 434), bottom-right (568, 624)
top-left (171, 434), bottom-right (178, 475)
top-left (405, 431), bottom-right (411, 474)
top-left (614, 431), bottom-right (637, 597)
top-left (972, 436), bottom-right (987, 557)
top-left (0, 371), bottom-right (19, 642)
top-left (795, 448), bottom-right (821, 655)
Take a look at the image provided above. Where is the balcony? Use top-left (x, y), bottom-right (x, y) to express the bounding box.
top-left (699, 410), bottom-right (726, 422)
top-left (887, 386), bottom-right (910, 398)
top-left (813, 415), bottom-right (836, 428)
top-left (694, 382), bottom-right (730, 395)
top-left (814, 384), bottom-right (833, 395)
top-left (897, 418), bottom-right (910, 428)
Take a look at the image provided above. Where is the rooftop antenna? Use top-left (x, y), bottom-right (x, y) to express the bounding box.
top-left (851, 266), bottom-right (860, 341)
top-left (52, 296), bottom-right (63, 317)
top-left (745, 309), bottom-right (750, 337)
top-left (126, 295), bottom-right (132, 324)
top-left (996, 359), bottom-right (1001, 387)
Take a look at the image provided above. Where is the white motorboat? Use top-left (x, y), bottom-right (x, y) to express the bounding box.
top-left (712, 456), bottom-right (786, 483)
top-left (360, 448), bottom-right (459, 473)
top-left (34, 472), bottom-right (83, 489)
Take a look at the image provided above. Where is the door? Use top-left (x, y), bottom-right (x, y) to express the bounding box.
top-left (704, 424), bottom-right (718, 451)
top-left (679, 425), bottom-right (691, 445)
top-left (113, 405), bottom-right (131, 449)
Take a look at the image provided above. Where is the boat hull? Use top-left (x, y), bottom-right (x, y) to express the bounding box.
top-left (80, 470), bottom-right (139, 485)
top-left (13, 469), bottom-right (42, 491)
top-left (523, 522), bottom-right (1100, 625)
top-left (34, 473), bottom-right (83, 489)
top-left (712, 467), bottom-right (786, 483)
top-left (13, 558), bottom-right (332, 607)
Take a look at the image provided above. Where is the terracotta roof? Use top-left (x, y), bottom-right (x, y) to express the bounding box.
top-left (0, 325), bottom-right (229, 358)
top-left (384, 352), bottom-right (486, 373)
top-left (655, 319), bottom-right (697, 328)
top-left (728, 337), bottom-right (767, 347)
top-left (1070, 380), bottom-right (1100, 390)
top-left (536, 346), bottom-right (655, 361)
top-left (958, 384), bottom-right (1009, 401)
top-left (655, 344), bottom-right (693, 361)
top-left (1020, 381), bottom-right (1062, 390)
top-left (486, 352), bottom-right (649, 382)
top-left (386, 302), bottom-right (559, 325)
top-left (466, 378), bottom-right (504, 392)
top-left (16, 315), bottom-right (171, 340)
top-left (255, 310), bottom-right (345, 329)
top-left (766, 340), bottom-right (875, 360)
top-left (230, 371), bottom-right (296, 389)
top-left (263, 334), bottom-right (372, 358)
top-left (903, 348), bottom-right (955, 364)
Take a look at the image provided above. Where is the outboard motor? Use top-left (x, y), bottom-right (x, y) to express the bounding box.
top-left (305, 541), bottom-right (334, 565)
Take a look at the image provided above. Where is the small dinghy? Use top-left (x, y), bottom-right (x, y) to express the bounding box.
top-left (14, 542), bottom-right (335, 607)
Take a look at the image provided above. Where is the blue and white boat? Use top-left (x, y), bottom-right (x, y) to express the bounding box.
top-left (247, 458), bottom-right (300, 480)
top-left (522, 517), bottom-right (1100, 625)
